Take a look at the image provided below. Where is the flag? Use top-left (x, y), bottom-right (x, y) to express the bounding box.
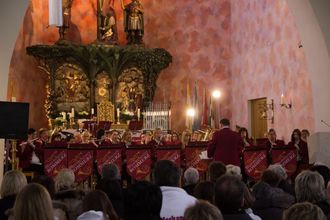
top-left (201, 88), bottom-right (209, 127)
top-left (192, 81), bottom-right (200, 131)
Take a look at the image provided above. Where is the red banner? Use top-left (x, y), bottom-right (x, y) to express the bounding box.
top-left (156, 148), bottom-right (181, 167)
top-left (185, 146), bottom-right (208, 173)
top-left (243, 150), bottom-right (268, 180)
top-left (271, 148), bottom-right (297, 177)
top-left (67, 149), bottom-right (94, 182)
top-left (126, 148), bottom-right (151, 180)
top-left (44, 149), bottom-right (68, 178)
top-left (96, 148), bottom-right (122, 175)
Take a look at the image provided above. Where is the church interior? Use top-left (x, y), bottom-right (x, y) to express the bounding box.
top-left (1, 0), bottom-right (330, 219)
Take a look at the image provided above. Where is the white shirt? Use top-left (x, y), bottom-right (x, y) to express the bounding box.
top-left (77, 211), bottom-right (105, 220)
top-left (160, 186), bottom-right (196, 220)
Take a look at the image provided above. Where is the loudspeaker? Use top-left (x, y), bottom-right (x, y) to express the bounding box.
top-left (0, 101), bottom-right (29, 139)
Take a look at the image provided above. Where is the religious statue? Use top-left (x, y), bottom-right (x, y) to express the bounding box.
top-left (59, 0), bottom-right (74, 40)
top-left (121, 0), bottom-right (144, 44)
top-left (97, 0), bottom-right (118, 44)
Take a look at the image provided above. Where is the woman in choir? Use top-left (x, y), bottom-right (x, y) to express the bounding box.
top-left (301, 129), bottom-right (310, 143)
top-left (288, 129), bottom-right (309, 166)
top-left (239, 127), bottom-right (253, 147)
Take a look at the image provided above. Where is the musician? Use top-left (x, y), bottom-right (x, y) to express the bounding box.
top-left (81, 131), bottom-right (98, 147)
top-left (207, 118), bottom-right (243, 166)
top-left (109, 130), bottom-right (121, 144)
top-left (171, 132), bottom-right (182, 145)
top-left (266, 129), bottom-right (285, 149)
top-left (122, 130), bottom-right (132, 147)
top-left (18, 128), bottom-right (47, 174)
top-left (149, 128), bottom-right (163, 147)
top-left (301, 129), bottom-right (310, 143)
top-left (288, 129), bottom-right (309, 165)
top-left (238, 127), bottom-right (253, 147)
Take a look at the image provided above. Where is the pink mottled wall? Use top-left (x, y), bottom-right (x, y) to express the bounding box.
top-left (230, 0), bottom-right (315, 141)
top-left (8, 0), bottom-right (232, 131)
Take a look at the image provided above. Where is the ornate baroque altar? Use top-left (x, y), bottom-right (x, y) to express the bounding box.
top-left (26, 43), bottom-right (172, 121)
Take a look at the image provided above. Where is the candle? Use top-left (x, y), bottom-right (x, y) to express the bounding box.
top-left (91, 108), bottom-right (94, 115)
top-left (117, 108), bottom-right (120, 118)
top-left (71, 108), bottom-right (75, 118)
top-left (62, 112), bottom-right (66, 120)
top-left (280, 94), bottom-right (284, 105)
top-left (137, 108), bottom-right (141, 120)
top-left (48, 0), bottom-right (63, 26)
top-left (11, 97), bottom-right (16, 102)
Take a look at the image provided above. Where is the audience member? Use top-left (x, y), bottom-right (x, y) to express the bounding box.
top-left (184, 200), bottom-right (223, 220)
top-left (310, 165), bottom-right (330, 189)
top-left (0, 170), bottom-right (27, 220)
top-left (268, 164), bottom-right (294, 195)
top-left (13, 183), bottom-right (54, 220)
top-left (295, 170), bottom-right (330, 218)
top-left (183, 167), bottom-right (200, 196)
top-left (209, 161), bottom-right (226, 183)
top-left (77, 190), bottom-right (118, 220)
top-left (226, 164), bottom-right (242, 179)
top-left (242, 184), bottom-right (261, 220)
top-left (283, 202), bottom-right (326, 220)
top-left (252, 170), bottom-right (294, 220)
top-left (153, 160), bottom-right (196, 219)
top-left (194, 181), bottom-right (215, 204)
top-left (54, 168), bottom-right (85, 220)
top-left (124, 181), bottom-right (162, 220)
top-left (215, 175), bottom-right (252, 220)
top-left (96, 164), bottom-right (123, 218)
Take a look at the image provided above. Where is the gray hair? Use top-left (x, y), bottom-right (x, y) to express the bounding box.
top-left (268, 164), bottom-right (287, 180)
top-left (295, 170), bottom-right (328, 203)
top-left (55, 168), bottom-right (75, 191)
top-left (184, 167), bottom-right (199, 185)
top-left (102, 163), bottom-right (121, 180)
top-left (283, 202), bottom-right (326, 220)
top-left (0, 170), bottom-right (27, 197)
top-left (226, 164), bottom-right (242, 179)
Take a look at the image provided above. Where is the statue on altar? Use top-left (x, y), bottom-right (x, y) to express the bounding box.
top-left (98, 0), bottom-right (118, 44)
top-left (121, 0), bottom-right (144, 44)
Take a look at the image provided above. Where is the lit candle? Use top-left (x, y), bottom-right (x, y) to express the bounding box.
top-left (91, 108), bottom-right (94, 115)
top-left (137, 108), bottom-right (141, 120)
top-left (280, 94), bottom-right (284, 105)
top-left (117, 108), bottom-right (120, 118)
top-left (71, 108), bottom-right (75, 118)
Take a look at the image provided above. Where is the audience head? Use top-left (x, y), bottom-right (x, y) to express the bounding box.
top-left (102, 163), bottom-right (121, 181)
top-left (215, 175), bottom-right (245, 213)
top-left (295, 170), bottom-right (328, 203)
top-left (268, 128), bottom-right (277, 142)
top-left (124, 181), bottom-right (162, 220)
top-left (184, 200), bottom-right (223, 220)
top-left (31, 175), bottom-right (55, 199)
top-left (13, 183), bottom-right (54, 220)
top-left (194, 181), bottom-right (215, 204)
top-left (261, 169), bottom-right (281, 187)
top-left (184, 167), bottom-right (199, 185)
top-left (268, 164), bottom-right (288, 181)
top-left (220, 118), bottom-right (230, 127)
top-left (81, 190), bottom-right (118, 220)
top-left (291, 129), bottom-right (301, 143)
top-left (0, 170), bottom-right (27, 198)
top-left (55, 168), bottom-right (75, 191)
top-left (238, 127), bottom-right (249, 139)
top-left (226, 164), bottom-right (242, 179)
top-left (310, 165), bottom-right (330, 188)
top-left (283, 202), bottom-right (326, 220)
top-left (153, 160), bottom-right (181, 187)
top-left (208, 161), bottom-right (226, 183)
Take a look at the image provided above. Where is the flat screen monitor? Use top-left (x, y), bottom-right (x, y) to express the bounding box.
top-left (0, 101), bottom-right (29, 139)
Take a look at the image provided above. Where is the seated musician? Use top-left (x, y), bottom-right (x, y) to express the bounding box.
top-left (171, 132), bottom-right (182, 145)
top-left (108, 130), bottom-right (121, 144)
top-left (266, 129), bottom-right (285, 149)
top-left (81, 131), bottom-right (98, 147)
top-left (288, 129), bottom-right (309, 165)
top-left (18, 128), bottom-right (48, 175)
top-left (122, 130), bottom-right (132, 147)
top-left (149, 128), bottom-right (163, 148)
top-left (239, 127), bottom-right (253, 147)
top-left (140, 131), bottom-right (152, 145)
top-left (162, 133), bottom-right (172, 145)
top-left (301, 129), bottom-right (310, 143)
top-left (50, 132), bottom-right (63, 142)
top-left (70, 132), bottom-right (82, 143)
top-left (190, 131), bottom-right (200, 142)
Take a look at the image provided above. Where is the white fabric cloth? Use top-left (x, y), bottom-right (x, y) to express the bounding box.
top-left (77, 211), bottom-right (105, 220)
top-left (31, 151), bottom-right (41, 165)
top-left (160, 186), bottom-right (196, 220)
top-left (245, 208), bottom-right (262, 220)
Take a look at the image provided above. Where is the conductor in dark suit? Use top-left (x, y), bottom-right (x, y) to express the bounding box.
top-left (207, 118), bottom-right (243, 166)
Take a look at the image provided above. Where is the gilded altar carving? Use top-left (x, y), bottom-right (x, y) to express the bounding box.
top-left (116, 67), bottom-right (144, 113)
top-left (95, 72), bottom-right (112, 103)
top-left (54, 64), bottom-right (90, 112)
top-left (97, 100), bottom-right (115, 122)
